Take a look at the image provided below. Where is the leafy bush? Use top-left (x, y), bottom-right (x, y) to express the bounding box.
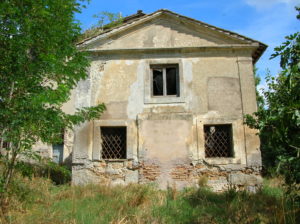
top-left (245, 8), bottom-right (300, 190)
top-left (2, 159), bottom-right (71, 187)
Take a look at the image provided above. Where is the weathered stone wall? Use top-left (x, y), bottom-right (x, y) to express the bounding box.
top-left (32, 128), bottom-right (74, 165)
top-left (72, 160), bottom-right (139, 185)
top-left (72, 160), bottom-right (262, 191)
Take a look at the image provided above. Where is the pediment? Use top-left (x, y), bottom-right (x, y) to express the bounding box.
top-left (82, 14), bottom-right (251, 50)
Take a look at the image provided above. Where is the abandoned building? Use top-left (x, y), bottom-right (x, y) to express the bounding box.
top-left (39, 9), bottom-right (267, 191)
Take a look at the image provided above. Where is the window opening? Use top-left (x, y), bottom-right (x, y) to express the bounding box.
top-left (151, 64), bottom-right (179, 97)
top-left (52, 131), bottom-right (64, 164)
top-left (153, 68), bottom-right (163, 96)
top-left (204, 124), bottom-right (233, 157)
top-left (101, 127), bottom-right (126, 159)
top-left (0, 139), bottom-right (9, 149)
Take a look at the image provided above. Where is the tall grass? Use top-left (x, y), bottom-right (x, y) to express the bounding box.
top-left (3, 176), bottom-right (299, 224)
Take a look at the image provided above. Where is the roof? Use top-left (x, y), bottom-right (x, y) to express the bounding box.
top-left (78, 9), bottom-right (267, 63)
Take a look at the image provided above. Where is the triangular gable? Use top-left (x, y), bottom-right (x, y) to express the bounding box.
top-left (78, 10), bottom-right (267, 63)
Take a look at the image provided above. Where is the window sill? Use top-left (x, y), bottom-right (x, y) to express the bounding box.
top-left (95, 158), bottom-right (133, 162)
top-left (204, 157), bottom-right (241, 165)
top-left (144, 96), bottom-right (185, 104)
top-left (151, 95), bottom-right (178, 98)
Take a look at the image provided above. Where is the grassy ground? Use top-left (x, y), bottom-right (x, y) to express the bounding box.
top-left (3, 177), bottom-right (300, 224)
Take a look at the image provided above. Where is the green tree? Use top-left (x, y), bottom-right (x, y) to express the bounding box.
top-left (245, 8), bottom-right (300, 188)
top-left (93, 11), bottom-right (123, 30)
top-left (0, 0), bottom-right (105, 210)
top-left (78, 11), bottom-right (123, 42)
top-left (253, 66), bottom-right (265, 111)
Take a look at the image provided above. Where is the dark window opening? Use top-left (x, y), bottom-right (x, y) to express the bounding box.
top-left (52, 130), bottom-right (64, 164)
top-left (153, 68), bottom-right (163, 96)
top-left (151, 64), bottom-right (179, 97)
top-left (166, 67), bottom-right (178, 95)
top-left (101, 127), bottom-right (126, 159)
top-left (0, 139), bottom-right (9, 149)
top-left (204, 124), bottom-right (233, 158)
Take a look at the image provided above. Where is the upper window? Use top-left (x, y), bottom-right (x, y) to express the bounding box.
top-left (204, 124), bottom-right (233, 158)
top-left (151, 64), bottom-right (179, 97)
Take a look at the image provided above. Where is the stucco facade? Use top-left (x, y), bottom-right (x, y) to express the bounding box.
top-left (42, 10), bottom-right (267, 191)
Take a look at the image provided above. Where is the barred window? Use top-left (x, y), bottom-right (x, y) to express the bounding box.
top-left (101, 127), bottom-right (126, 159)
top-left (204, 124), bottom-right (233, 158)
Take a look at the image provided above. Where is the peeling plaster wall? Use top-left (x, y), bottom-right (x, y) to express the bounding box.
top-left (70, 16), bottom-right (263, 190)
top-left (71, 49), bottom-right (262, 191)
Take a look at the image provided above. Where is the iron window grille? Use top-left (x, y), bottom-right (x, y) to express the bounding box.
top-left (101, 127), bottom-right (127, 159)
top-left (151, 64), bottom-right (179, 97)
top-left (204, 124), bottom-right (233, 158)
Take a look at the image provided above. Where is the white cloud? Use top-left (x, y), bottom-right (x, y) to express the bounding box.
top-left (245, 0), bottom-right (299, 9)
top-left (257, 81), bottom-right (268, 96)
top-left (235, 1), bottom-right (299, 77)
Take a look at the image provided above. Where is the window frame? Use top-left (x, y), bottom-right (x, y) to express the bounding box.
top-left (196, 118), bottom-right (247, 165)
top-left (204, 124), bottom-right (233, 158)
top-left (92, 120), bottom-right (137, 161)
top-left (150, 64), bottom-right (180, 97)
top-left (52, 143), bottom-right (64, 164)
top-left (144, 60), bottom-right (185, 104)
top-left (100, 126), bottom-right (127, 160)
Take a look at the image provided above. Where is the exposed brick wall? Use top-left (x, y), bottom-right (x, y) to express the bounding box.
top-left (73, 159), bottom-right (262, 192)
top-left (171, 165), bottom-right (193, 180)
top-left (139, 163), bottom-right (161, 182)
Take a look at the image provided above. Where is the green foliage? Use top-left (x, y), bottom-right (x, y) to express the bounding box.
top-left (0, 0), bottom-right (105, 206)
top-left (93, 11), bottom-right (123, 29)
top-left (43, 161), bottom-right (71, 184)
top-left (12, 159), bottom-right (71, 185)
top-left (245, 8), bottom-right (300, 189)
top-left (253, 66), bottom-right (265, 111)
top-left (78, 11), bottom-right (123, 42)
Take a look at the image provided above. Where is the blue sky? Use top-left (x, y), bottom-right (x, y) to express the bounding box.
top-left (75, 0), bottom-right (299, 89)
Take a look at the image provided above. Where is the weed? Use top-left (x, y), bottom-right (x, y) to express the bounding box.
top-left (3, 177), bottom-right (299, 224)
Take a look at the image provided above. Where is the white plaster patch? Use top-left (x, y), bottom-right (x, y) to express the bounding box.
top-left (75, 72), bottom-right (91, 108)
top-left (183, 60), bottom-right (193, 83)
top-left (182, 59), bottom-right (193, 110)
top-left (202, 111), bottom-right (220, 118)
top-left (90, 60), bottom-right (105, 105)
top-left (191, 58), bottom-right (200, 63)
top-left (127, 61), bottom-right (145, 119)
top-left (125, 60), bottom-right (133, 65)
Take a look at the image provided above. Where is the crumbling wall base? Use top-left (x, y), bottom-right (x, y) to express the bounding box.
top-left (72, 160), bottom-right (262, 192)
